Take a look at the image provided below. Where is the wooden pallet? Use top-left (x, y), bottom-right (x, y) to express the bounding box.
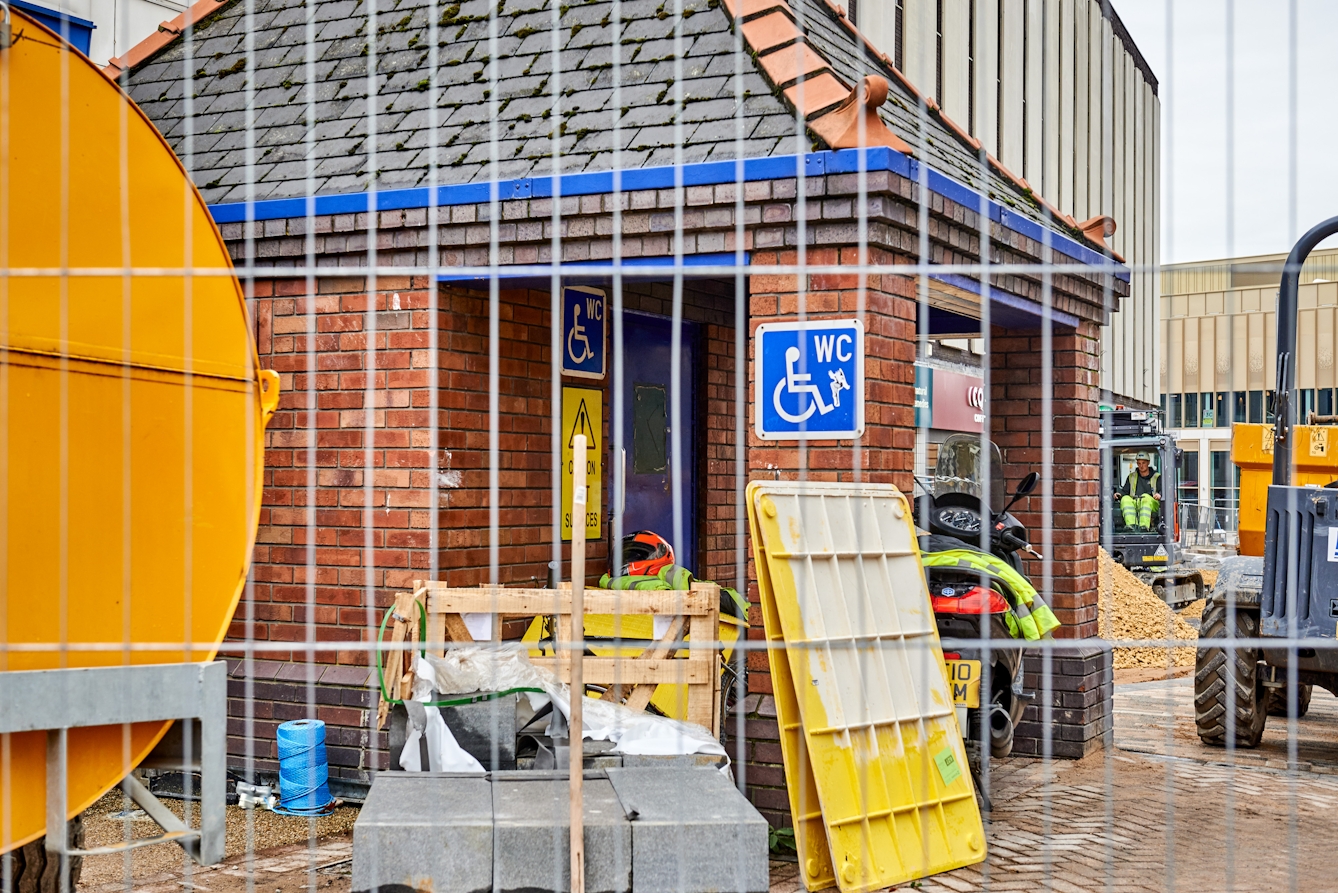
top-left (378, 580), bottom-right (723, 736)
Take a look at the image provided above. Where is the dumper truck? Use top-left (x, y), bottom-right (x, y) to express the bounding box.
top-left (1195, 217), bottom-right (1338, 744)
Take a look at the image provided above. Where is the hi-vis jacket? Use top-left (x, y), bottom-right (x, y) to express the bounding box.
top-left (920, 548), bottom-right (1061, 641)
top-left (599, 564), bottom-right (750, 619)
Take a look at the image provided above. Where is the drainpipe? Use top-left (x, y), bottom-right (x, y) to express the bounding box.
top-left (1273, 215), bottom-right (1338, 485)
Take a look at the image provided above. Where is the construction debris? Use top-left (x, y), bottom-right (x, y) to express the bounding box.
top-left (1098, 548), bottom-right (1198, 669)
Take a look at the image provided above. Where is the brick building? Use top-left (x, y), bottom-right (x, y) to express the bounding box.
top-left (118, 0), bottom-right (1130, 819)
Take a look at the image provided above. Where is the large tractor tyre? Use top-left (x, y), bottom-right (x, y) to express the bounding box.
top-left (1266, 681), bottom-right (1314, 718)
top-left (3, 815), bottom-right (84, 893)
top-left (1194, 595), bottom-right (1267, 747)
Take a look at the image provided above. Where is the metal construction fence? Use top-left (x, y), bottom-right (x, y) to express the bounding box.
top-left (1, 1), bottom-right (1335, 892)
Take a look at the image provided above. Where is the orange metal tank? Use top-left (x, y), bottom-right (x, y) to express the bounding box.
top-left (1233, 422), bottom-right (1338, 556)
top-left (0, 10), bottom-right (278, 852)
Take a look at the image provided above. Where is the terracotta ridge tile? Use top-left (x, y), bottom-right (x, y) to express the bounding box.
top-left (809, 75), bottom-right (913, 154)
top-left (103, 0), bottom-right (230, 76)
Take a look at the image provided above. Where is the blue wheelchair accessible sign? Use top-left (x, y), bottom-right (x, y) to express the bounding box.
top-left (561, 286), bottom-right (606, 379)
top-left (756, 319), bottom-right (864, 440)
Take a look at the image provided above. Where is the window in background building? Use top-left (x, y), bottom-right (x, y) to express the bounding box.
top-left (1201, 392), bottom-right (1214, 426)
top-left (848, 0), bottom-right (857, 24)
top-left (1322, 388), bottom-right (1336, 416)
top-left (895, 0), bottom-right (905, 72)
top-left (967, 0), bottom-right (976, 134)
top-left (1299, 389), bottom-right (1317, 422)
top-left (1169, 393), bottom-right (1183, 428)
top-left (936, 0), bottom-right (943, 102)
top-left (1234, 391), bottom-right (1247, 424)
top-left (1215, 392), bottom-right (1227, 427)
top-left (1211, 450), bottom-right (1232, 513)
top-left (1178, 450), bottom-right (1200, 510)
top-left (1249, 390), bottom-right (1263, 423)
top-left (1160, 394), bottom-right (1167, 420)
top-left (1266, 390), bottom-right (1276, 424)
top-left (1184, 393), bottom-right (1199, 428)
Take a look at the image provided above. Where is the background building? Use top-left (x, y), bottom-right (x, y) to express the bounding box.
top-left (851, 0), bottom-right (1160, 408)
top-left (1160, 247), bottom-right (1338, 539)
top-left (17, 0), bottom-right (183, 67)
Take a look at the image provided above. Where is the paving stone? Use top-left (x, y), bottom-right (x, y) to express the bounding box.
top-left (607, 766), bottom-right (769, 893)
top-left (352, 774), bottom-right (492, 893)
top-left (492, 774), bottom-right (631, 893)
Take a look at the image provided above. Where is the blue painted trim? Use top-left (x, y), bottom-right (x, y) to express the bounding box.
top-left (12, 0), bottom-right (95, 30)
top-left (929, 271), bottom-right (1082, 329)
top-left (13, 0), bottom-right (95, 55)
top-left (436, 251), bottom-right (751, 283)
top-left (209, 147), bottom-right (1129, 281)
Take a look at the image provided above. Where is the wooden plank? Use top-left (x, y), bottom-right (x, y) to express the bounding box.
top-left (426, 610), bottom-right (447, 660)
top-left (375, 592), bottom-right (417, 730)
top-left (615, 616), bottom-right (687, 712)
top-left (686, 590), bottom-right (717, 733)
top-left (531, 657), bottom-right (714, 685)
top-left (419, 585), bottom-right (712, 617)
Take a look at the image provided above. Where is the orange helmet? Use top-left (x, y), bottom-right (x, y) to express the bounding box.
top-left (616, 530), bottom-right (675, 577)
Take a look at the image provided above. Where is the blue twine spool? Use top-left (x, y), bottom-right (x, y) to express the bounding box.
top-left (275, 719), bottom-right (335, 816)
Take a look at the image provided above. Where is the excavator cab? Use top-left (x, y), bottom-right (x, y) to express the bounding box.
top-left (1099, 409), bottom-right (1204, 608)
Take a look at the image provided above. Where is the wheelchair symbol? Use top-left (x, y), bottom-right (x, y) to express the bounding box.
top-left (772, 346), bottom-right (850, 423)
top-left (567, 304), bottom-right (594, 364)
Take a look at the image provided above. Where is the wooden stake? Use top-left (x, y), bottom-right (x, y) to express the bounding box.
top-left (569, 434), bottom-right (587, 893)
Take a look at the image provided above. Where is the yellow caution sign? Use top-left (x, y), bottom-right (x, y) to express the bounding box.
top-left (1311, 426), bottom-right (1329, 457)
top-left (562, 386), bottom-right (602, 540)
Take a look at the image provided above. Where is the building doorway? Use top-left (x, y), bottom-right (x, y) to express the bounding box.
top-left (617, 310), bottom-right (698, 573)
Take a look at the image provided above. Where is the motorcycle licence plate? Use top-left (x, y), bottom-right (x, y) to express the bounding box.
top-left (945, 659), bottom-right (982, 708)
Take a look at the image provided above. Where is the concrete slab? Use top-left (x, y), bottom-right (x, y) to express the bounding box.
top-left (606, 767), bottom-right (769, 893)
top-left (492, 775), bottom-right (632, 893)
top-left (352, 774), bottom-right (492, 893)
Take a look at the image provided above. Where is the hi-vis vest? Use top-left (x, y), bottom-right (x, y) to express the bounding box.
top-left (919, 549), bottom-right (1061, 641)
top-left (1122, 470), bottom-right (1160, 498)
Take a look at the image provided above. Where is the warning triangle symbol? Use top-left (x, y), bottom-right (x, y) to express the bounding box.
top-left (568, 398), bottom-right (598, 451)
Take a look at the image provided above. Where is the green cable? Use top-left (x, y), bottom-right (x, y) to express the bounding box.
top-left (375, 602), bottom-right (545, 708)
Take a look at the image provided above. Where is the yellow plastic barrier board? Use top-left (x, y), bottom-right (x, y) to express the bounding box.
top-left (747, 481), bottom-right (985, 892)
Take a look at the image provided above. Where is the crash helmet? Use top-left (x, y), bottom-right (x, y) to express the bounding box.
top-left (616, 530), bottom-right (675, 577)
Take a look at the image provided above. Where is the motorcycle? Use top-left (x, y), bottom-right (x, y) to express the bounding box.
top-left (914, 434), bottom-right (1045, 762)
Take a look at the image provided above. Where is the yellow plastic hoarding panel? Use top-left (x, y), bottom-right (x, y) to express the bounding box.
top-left (747, 481), bottom-right (985, 892)
top-left (1, 11), bottom-right (278, 853)
top-left (746, 491), bottom-right (838, 892)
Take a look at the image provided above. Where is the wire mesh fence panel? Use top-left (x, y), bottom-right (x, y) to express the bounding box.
top-left (5, 1), bottom-right (1338, 892)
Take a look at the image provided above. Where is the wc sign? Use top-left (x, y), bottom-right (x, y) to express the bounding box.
top-left (756, 319), bottom-right (864, 440)
top-left (561, 286), bottom-right (606, 379)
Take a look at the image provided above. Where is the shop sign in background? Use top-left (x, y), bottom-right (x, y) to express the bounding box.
top-left (561, 386), bottom-right (603, 540)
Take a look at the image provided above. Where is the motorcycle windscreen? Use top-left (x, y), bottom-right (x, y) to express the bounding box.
top-left (933, 433), bottom-right (1007, 508)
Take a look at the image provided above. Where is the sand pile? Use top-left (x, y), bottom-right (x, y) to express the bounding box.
top-left (1097, 548), bottom-right (1198, 669)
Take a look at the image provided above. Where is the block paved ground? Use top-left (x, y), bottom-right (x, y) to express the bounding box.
top-left (74, 678), bottom-right (1338, 893)
top-left (772, 677), bottom-right (1338, 892)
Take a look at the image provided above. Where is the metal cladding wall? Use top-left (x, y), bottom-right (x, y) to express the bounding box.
top-left (853, 0), bottom-right (1161, 407)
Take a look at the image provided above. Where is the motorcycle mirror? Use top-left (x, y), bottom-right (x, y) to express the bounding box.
top-left (1015, 472), bottom-right (1039, 497)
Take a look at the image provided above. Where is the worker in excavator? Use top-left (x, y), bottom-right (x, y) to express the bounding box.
top-left (1115, 451), bottom-right (1161, 532)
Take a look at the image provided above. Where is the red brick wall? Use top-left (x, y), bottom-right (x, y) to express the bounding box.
top-left (989, 322), bottom-right (1103, 637)
top-left (237, 276), bottom-right (740, 781)
top-left (738, 247), bottom-right (919, 826)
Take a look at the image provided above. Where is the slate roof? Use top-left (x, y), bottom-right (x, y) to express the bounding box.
top-left (122, 0), bottom-right (1054, 230)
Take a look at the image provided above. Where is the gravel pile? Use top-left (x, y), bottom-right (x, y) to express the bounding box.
top-left (1097, 548), bottom-right (1199, 669)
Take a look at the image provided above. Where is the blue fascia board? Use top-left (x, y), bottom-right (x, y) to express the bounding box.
top-left (210, 147), bottom-right (1129, 281)
top-left (436, 251), bottom-right (750, 283)
top-left (929, 271), bottom-right (1082, 329)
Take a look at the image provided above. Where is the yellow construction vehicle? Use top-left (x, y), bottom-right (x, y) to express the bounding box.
top-left (1195, 217), bottom-right (1338, 744)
